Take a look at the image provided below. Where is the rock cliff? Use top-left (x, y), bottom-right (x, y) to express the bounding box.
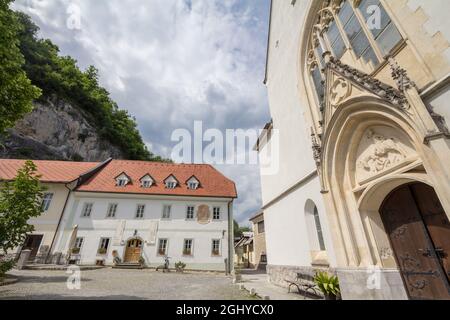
top-left (0, 98), bottom-right (125, 161)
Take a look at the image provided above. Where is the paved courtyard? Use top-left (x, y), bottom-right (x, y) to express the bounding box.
top-left (0, 268), bottom-right (255, 300)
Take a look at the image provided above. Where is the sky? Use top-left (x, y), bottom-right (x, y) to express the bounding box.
top-left (13, 0), bottom-right (272, 226)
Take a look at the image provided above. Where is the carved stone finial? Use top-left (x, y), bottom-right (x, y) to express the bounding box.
top-left (311, 128), bottom-right (322, 167)
top-left (388, 57), bottom-right (416, 92)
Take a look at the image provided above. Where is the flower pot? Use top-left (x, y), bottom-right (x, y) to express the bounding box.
top-left (324, 293), bottom-right (337, 300)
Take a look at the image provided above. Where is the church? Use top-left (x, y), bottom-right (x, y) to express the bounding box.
top-left (257, 0), bottom-right (450, 299)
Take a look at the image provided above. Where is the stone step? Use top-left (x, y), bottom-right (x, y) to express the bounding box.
top-left (112, 263), bottom-right (144, 269)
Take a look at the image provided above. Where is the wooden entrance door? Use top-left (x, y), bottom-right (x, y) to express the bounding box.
top-left (22, 234), bottom-right (43, 261)
top-left (124, 239), bottom-right (142, 263)
top-left (380, 183), bottom-right (450, 300)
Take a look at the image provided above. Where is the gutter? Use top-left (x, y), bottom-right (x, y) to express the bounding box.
top-left (227, 200), bottom-right (234, 274)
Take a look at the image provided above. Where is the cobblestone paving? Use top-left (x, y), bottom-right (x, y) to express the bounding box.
top-left (0, 269), bottom-right (255, 300)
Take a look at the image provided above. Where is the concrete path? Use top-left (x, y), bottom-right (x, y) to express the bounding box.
top-left (0, 268), bottom-right (256, 300)
top-left (240, 270), bottom-right (311, 300)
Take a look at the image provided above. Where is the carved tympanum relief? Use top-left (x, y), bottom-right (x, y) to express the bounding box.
top-left (355, 126), bottom-right (416, 183)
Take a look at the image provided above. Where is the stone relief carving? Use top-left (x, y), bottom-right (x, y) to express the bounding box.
top-left (330, 77), bottom-right (351, 107)
top-left (357, 130), bottom-right (406, 174)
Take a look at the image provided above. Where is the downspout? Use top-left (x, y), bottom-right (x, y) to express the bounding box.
top-left (46, 182), bottom-right (72, 263)
top-left (228, 200), bottom-right (234, 274)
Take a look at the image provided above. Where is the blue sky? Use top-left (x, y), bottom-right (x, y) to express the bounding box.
top-left (13, 0), bottom-right (271, 225)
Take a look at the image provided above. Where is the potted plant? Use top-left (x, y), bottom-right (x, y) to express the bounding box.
top-left (71, 247), bottom-right (80, 254)
top-left (314, 271), bottom-right (340, 300)
top-left (175, 261), bottom-right (186, 273)
top-left (97, 248), bottom-right (107, 255)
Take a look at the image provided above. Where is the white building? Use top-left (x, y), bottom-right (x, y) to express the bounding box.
top-left (258, 0), bottom-right (450, 300)
top-left (52, 160), bottom-right (237, 272)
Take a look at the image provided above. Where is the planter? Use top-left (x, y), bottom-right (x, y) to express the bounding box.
top-left (324, 293), bottom-right (337, 300)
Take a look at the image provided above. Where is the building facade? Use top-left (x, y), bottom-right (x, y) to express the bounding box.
top-left (0, 159), bottom-right (237, 272)
top-left (0, 159), bottom-right (103, 261)
top-left (51, 160), bottom-right (236, 272)
top-left (249, 211), bottom-right (267, 270)
top-left (259, 0), bottom-right (450, 300)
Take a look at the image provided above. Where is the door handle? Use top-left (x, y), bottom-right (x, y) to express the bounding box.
top-left (418, 248), bottom-right (432, 257)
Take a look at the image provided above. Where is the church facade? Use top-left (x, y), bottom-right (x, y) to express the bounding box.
top-left (259, 0), bottom-right (450, 299)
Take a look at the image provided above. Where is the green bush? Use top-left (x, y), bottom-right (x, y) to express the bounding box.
top-left (175, 261), bottom-right (186, 271)
top-left (0, 259), bottom-right (15, 279)
top-left (314, 271), bottom-right (340, 298)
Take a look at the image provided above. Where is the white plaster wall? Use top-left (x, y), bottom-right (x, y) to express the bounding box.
top-left (54, 193), bottom-right (231, 271)
top-left (264, 176), bottom-right (336, 267)
top-left (261, 0), bottom-right (318, 206)
top-left (260, 0), bottom-right (335, 268)
top-left (407, 0), bottom-right (450, 62)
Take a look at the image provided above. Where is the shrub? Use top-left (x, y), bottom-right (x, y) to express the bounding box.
top-left (314, 271), bottom-right (340, 299)
top-left (175, 261), bottom-right (186, 272)
top-left (0, 259), bottom-right (15, 279)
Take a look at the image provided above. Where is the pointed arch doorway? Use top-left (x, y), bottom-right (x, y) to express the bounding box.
top-left (380, 182), bottom-right (450, 299)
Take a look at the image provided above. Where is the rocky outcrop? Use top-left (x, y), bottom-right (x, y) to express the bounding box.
top-left (0, 98), bottom-right (125, 161)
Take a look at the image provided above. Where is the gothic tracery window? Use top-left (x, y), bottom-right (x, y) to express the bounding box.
top-left (307, 0), bottom-right (403, 105)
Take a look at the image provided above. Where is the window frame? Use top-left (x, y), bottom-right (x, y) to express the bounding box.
top-left (41, 193), bottom-right (54, 212)
top-left (106, 203), bottom-right (118, 219)
top-left (211, 239), bottom-right (221, 256)
top-left (136, 204), bottom-right (145, 219)
top-left (186, 205), bottom-right (195, 220)
top-left (81, 203), bottom-right (93, 218)
top-left (157, 238), bottom-right (168, 256)
top-left (161, 204), bottom-right (172, 219)
top-left (212, 207), bottom-right (221, 221)
top-left (183, 239), bottom-right (194, 256)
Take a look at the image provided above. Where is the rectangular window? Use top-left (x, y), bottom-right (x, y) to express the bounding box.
top-left (162, 205), bottom-right (171, 219)
top-left (41, 193), bottom-right (54, 211)
top-left (213, 207), bottom-right (221, 220)
top-left (74, 237), bottom-right (84, 249)
top-left (257, 221), bottom-right (265, 234)
top-left (158, 239), bottom-right (168, 255)
top-left (81, 203), bottom-right (93, 217)
top-left (343, 12), bottom-right (379, 65)
top-left (72, 237), bottom-right (84, 254)
top-left (326, 20), bottom-right (346, 59)
top-left (183, 239), bottom-right (193, 256)
top-left (136, 204), bottom-right (145, 219)
top-left (106, 203), bottom-right (118, 218)
top-left (186, 206), bottom-right (195, 220)
top-left (211, 239), bottom-right (220, 256)
top-left (98, 238), bottom-right (110, 254)
top-left (358, 0), bottom-right (402, 56)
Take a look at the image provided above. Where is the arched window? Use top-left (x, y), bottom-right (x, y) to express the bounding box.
top-left (305, 200), bottom-right (326, 251)
top-left (307, 0), bottom-right (403, 104)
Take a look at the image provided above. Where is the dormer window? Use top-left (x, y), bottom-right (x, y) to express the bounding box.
top-left (140, 174), bottom-right (154, 188)
top-left (186, 176), bottom-right (200, 190)
top-left (115, 173), bottom-right (130, 187)
top-left (164, 175), bottom-right (178, 189)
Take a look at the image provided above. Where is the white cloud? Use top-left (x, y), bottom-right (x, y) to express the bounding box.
top-left (13, 0), bottom-right (271, 224)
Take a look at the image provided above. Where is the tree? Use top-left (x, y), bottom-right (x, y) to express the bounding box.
top-left (234, 220), bottom-right (251, 238)
top-left (0, 160), bottom-right (45, 254)
top-left (0, 0), bottom-right (41, 134)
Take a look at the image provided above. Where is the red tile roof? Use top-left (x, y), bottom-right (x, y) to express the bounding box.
top-left (76, 160), bottom-right (237, 198)
top-left (0, 159), bottom-right (100, 183)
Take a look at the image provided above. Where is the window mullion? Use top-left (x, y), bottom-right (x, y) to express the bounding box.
top-left (351, 2), bottom-right (384, 61)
